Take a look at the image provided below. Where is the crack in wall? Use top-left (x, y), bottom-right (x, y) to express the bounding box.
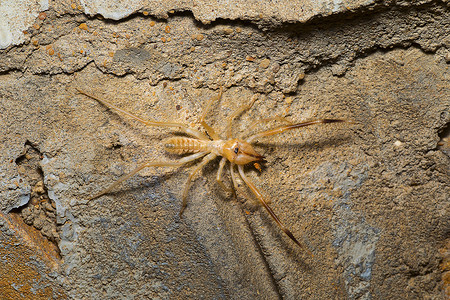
top-left (10, 141), bottom-right (61, 256)
top-left (438, 122), bottom-right (450, 156)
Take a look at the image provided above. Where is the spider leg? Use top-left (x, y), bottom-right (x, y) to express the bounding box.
top-left (229, 163), bottom-right (240, 192)
top-left (199, 87), bottom-right (223, 140)
top-left (240, 115), bottom-right (292, 139)
top-left (77, 89), bottom-right (210, 140)
top-left (226, 94), bottom-right (259, 139)
top-left (180, 153), bottom-right (217, 216)
top-left (216, 157), bottom-right (234, 194)
top-left (237, 165), bottom-right (312, 255)
top-left (229, 163), bottom-right (262, 204)
top-left (246, 119), bottom-right (347, 143)
top-left (87, 152), bottom-right (208, 201)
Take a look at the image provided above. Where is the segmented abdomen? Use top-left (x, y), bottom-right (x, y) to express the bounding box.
top-left (164, 137), bottom-right (209, 154)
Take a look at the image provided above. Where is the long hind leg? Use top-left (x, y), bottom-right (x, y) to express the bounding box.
top-left (88, 152), bottom-right (208, 201)
top-left (77, 89), bottom-right (209, 140)
top-left (180, 153), bottom-right (217, 216)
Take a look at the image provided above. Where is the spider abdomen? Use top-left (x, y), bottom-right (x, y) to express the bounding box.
top-left (164, 137), bottom-right (209, 154)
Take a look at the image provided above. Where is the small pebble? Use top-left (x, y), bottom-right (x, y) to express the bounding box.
top-left (259, 58), bottom-right (270, 68)
top-left (32, 181), bottom-right (45, 194)
top-left (79, 23), bottom-right (89, 31)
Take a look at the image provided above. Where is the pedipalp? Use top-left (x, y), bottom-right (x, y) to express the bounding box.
top-left (246, 119), bottom-right (347, 143)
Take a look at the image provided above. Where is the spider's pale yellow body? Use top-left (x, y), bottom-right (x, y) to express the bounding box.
top-left (77, 87), bottom-right (348, 254)
top-left (165, 137), bottom-right (263, 165)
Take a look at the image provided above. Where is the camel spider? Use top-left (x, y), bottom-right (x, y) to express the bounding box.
top-left (77, 87), bottom-right (347, 254)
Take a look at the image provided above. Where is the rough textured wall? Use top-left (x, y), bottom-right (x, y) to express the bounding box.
top-left (0, 0), bottom-right (449, 299)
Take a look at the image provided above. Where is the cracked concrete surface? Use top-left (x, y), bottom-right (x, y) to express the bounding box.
top-left (1, 0), bottom-right (449, 299)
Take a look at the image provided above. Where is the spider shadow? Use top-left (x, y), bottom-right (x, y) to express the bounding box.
top-left (201, 160), bottom-right (315, 268)
top-left (199, 162), bottom-right (315, 270)
top-left (87, 165), bottom-right (190, 208)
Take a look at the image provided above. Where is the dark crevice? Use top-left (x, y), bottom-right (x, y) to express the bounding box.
top-left (438, 122), bottom-right (450, 141)
top-left (4, 0), bottom-right (444, 81)
top-left (437, 122), bottom-right (450, 155)
top-left (10, 141), bottom-right (61, 257)
top-left (76, 0), bottom-right (445, 32)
